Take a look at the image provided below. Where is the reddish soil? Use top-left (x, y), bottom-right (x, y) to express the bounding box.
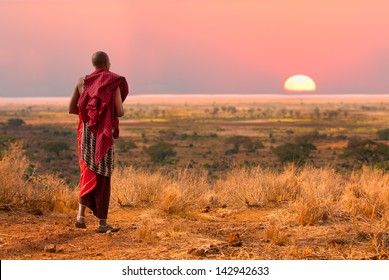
top-left (0, 207), bottom-right (386, 260)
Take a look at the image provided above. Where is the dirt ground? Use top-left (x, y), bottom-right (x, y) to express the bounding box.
top-left (1, 206), bottom-right (387, 260)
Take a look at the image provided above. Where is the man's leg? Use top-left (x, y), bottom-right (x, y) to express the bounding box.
top-left (75, 204), bottom-right (87, 228)
top-left (95, 174), bottom-right (120, 233)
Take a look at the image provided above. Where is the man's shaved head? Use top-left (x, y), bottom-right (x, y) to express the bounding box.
top-left (92, 51), bottom-right (110, 68)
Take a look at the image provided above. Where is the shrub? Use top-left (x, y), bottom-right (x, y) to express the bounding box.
top-left (111, 167), bottom-right (210, 217)
top-left (377, 129), bottom-right (389, 140)
top-left (7, 118), bottom-right (25, 128)
top-left (0, 141), bottom-right (29, 206)
top-left (272, 142), bottom-right (317, 165)
top-left (144, 142), bottom-right (176, 163)
top-left (116, 138), bottom-right (137, 152)
top-left (0, 141), bottom-right (77, 212)
top-left (0, 135), bottom-right (17, 149)
top-left (225, 136), bottom-right (263, 153)
top-left (342, 139), bottom-right (389, 165)
top-left (44, 142), bottom-right (70, 157)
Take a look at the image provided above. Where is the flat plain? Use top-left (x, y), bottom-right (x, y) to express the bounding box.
top-left (0, 94), bottom-right (388, 259)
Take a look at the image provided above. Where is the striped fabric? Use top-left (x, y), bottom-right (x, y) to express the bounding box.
top-left (81, 121), bottom-right (114, 177)
top-left (77, 115), bottom-right (96, 198)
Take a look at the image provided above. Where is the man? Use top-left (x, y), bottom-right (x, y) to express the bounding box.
top-left (69, 51), bottom-right (128, 233)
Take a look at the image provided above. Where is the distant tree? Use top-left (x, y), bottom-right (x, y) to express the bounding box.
top-left (159, 130), bottom-right (177, 140)
top-left (225, 136), bottom-right (264, 154)
top-left (342, 139), bottom-right (389, 165)
top-left (227, 106), bottom-right (237, 114)
top-left (116, 138), bottom-right (137, 152)
top-left (0, 122), bottom-right (7, 134)
top-left (7, 118), bottom-right (25, 128)
top-left (211, 107), bottom-right (219, 117)
top-left (44, 142), bottom-right (70, 157)
top-left (225, 136), bottom-right (251, 154)
top-left (377, 129), bottom-right (389, 140)
top-left (144, 142), bottom-right (176, 163)
top-left (272, 142), bottom-right (317, 165)
top-left (245, 138), bottom-right (265, 153)
top-left (296, 130), bottom-right (327, 142)
top-left (313, 107), bottom-right (321, 119)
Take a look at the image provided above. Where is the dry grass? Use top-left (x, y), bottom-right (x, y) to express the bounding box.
top-left (0, 141), bottom-right (78, 212)
top-left (213, 164), bottom-right (300, 208)
top-left (291, 166), bottom-right (344, 226)
top-left (1, 142), bottom-right (388, 238)
top-left (111, 167), bottom-right (211, 217)
top-left (112, 160), bottom-right (388, 230)
top-left (343, 167), bottom-right (389, 220)
top-left (0, 142), bottom-right (388, 260)
top-left (0, 141), bottom-right (29, 206)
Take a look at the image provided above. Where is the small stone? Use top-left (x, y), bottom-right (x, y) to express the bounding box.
top-left (202, 244), bottom-right (220, 254)
top-left (230, 241), bottom-right (243, 247)
top-left (227, 233), bottom-right (241, 244)
top-left (44, 244), bottom-right (56, 253)
top-left (28, 209), bottom-right (43, 216)
top-left (189, 249), bottom-right (206, 257)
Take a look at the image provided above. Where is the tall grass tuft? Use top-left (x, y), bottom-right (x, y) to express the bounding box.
top-left (343, 167), bottom-right (389, 220)
top-left (213, 164), bottom-right (300, 208)
top-left (111, 167), bottom-right (211, 217)
top-left (0, 141), bottom-right (78, 212)
top-left (111, 166), bottom-right (166, 207)
top-left (291, 166), bottom-right (345, 226)
top-left (0, 141), bottom-right (29, 206)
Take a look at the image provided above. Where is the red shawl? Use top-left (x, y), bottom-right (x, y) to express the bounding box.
top-left (78, 68), bottom-right (129, 164)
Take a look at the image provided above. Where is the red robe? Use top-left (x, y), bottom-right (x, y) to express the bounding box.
top-left (77, 68), bottom-right (128, 208)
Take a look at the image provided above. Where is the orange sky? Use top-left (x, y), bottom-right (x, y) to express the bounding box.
top-left (1, 0), bottom-right (389, 96)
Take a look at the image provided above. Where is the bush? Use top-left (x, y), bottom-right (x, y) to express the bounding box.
top-left (0, 141), bottom-right (77, 212)
top-left (44, 142), bottom-right (70, 157)
top-left (377, 129), bottom-right (389, 140)
top-left (0, 135), bottom-right (17, 149)
top-left (144, 142), bottom-right (176, 163)
top-left (116, 138), bottom-right (137, 152)
top-left (7, 118), bottom-right (25, 128)
top-left (342, 139), bottom-right (389, 165)
top-left (272, 142), bottom-right (317, 165)
top-left (225, 136), bottom-right (263, 153)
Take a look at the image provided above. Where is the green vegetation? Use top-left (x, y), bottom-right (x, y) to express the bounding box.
top-left (7, 118), bottom-right (25, 127)
top-left (342, 139), bottom-right (389, 166)
top-left (272, 142), bottom-right (317, 165)
top-left (0, 98), bottom-right (388, 183)
top-left (377, 128), bottom-right (389, 140)
top-left (44, 142), bottom-right (70, 157)
top-left (144, 141), bottom-right (176, 163)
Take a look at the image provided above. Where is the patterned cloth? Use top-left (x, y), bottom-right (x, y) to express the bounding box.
top-left (78, 68), bottom-right (128, 164)
top-left (77, 115), bottom-right (96, 198)
top-left (77, 115), bottom-right (111, 218)
top-left (81, 121), bottom-right (114, 177)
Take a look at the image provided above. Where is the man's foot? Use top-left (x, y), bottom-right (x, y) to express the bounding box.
top-left (96, 225), bottom-right (120, 233)
top-left (75, 220), bottom-right (87, 229)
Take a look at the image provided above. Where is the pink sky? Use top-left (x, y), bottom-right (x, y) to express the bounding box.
top-left (1, 0), bottom-right (389, 97)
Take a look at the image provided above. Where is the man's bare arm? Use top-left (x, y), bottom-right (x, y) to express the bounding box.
top-left (68, 78), bottom-right (83, 115)
top-left (114, 87), bottom-right (124, 117)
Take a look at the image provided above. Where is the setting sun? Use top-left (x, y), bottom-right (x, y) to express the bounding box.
top-left (284, 75), bottom-right (316, 92)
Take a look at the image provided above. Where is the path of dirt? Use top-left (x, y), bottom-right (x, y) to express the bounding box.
top-left (0, 207), bottom-right (385, 260)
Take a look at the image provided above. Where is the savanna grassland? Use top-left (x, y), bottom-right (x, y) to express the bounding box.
top-left (0, 94), bottom-right (388, 260)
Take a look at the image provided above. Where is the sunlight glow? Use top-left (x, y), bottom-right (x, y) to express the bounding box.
top-left (284, 75), bottom-right (316, 92)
